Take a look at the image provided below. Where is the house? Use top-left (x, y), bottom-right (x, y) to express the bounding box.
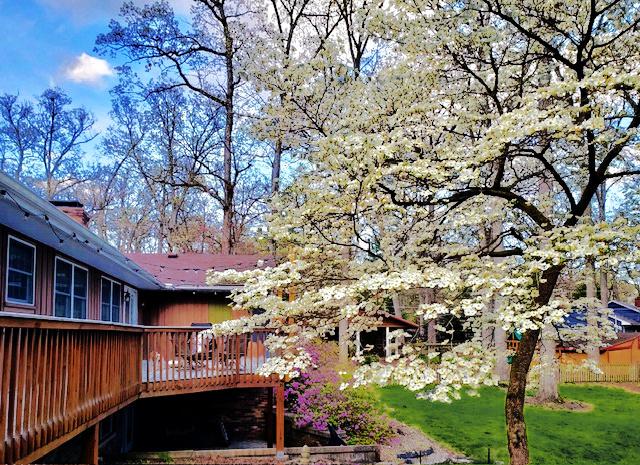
top-left (599, 332), bottom-right (640, 364)
top-left (608, 300), bottom-right (640, 332)
top-left (554, 300), bottom-right (640, 365)
top-left (0, 172), bottom-right (285, 465)
top-left (354, 314), bottom-right (419, 358)
top-left (124, 252), bottom-right (274, 326)
top-left (559, 331), bottom-right (640, 365)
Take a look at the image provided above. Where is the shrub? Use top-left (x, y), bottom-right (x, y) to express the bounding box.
top-left (285, 342), bottom-right (394, 445)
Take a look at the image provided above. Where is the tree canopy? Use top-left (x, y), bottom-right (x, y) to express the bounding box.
top-left (207, 1), bottom-right (640, 464)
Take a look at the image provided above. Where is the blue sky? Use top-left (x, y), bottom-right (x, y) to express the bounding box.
top-left (0, 0), bottom-right (191, 135)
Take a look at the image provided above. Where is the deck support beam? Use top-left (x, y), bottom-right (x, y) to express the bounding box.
top-left (275, 382), bottom-right (285, 459)
top-left (266, 387), bottom-right (274, 448)
top-left (80, 424), bottom-right (99, 465)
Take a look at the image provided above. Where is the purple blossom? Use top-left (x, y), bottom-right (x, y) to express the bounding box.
top-left (285, 342), bottom-right (394, 445)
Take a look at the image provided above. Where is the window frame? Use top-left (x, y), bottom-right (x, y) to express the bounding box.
top-left (100, 276), bottom-right (122, 322)
top-left (53, 256), bottom-right (89, 319)
top-left (5, 235), bottom-right (37, 307)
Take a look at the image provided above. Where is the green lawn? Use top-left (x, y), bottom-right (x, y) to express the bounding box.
top-left (377, 384), bottom-right (640, 465)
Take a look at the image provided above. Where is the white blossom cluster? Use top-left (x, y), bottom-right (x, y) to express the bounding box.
top-left (204, 0), bottom-right (640, 403)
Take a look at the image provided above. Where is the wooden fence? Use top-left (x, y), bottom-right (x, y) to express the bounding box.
top-left (0, 313), bottom-right (277, 464)
top-left (560, 363), bottom-right (640, 383)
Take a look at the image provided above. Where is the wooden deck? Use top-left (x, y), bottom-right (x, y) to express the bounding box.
top-left (0, 313), bottom-right (281, 464)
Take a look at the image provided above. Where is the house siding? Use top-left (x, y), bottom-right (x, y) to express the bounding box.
top-left (0, 224), bottom-right (135, 322)
top-left (139, 291), bottom-right (248, 326)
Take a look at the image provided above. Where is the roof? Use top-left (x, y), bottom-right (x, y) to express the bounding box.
top-left (608, 301), bottom-right (640, 325)
top-left (602, 333), bottom-right (640, 352)
top-left (380, 314), bottom-right (420, 329)
top-left (0, 173), bottom-right (162, 290)
top-left (125, 253), bottom-right (275, 290)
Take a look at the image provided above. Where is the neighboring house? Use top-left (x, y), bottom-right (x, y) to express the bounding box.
top-left (354, 314), bottom-right (419, 358)
top-left (0, 173), bottom-right (284, 465)
top-left (561, 300), bottom-right (640, 334)
top-left (608, 300), bottom-right (640, 332)
top-left (555, 300), bottom-right (640, 365)
top-left (125, 253), bottom-right (273, 326)
top-left (560, 332), bottom-right (640, 365)
top-left (599, 333), bottom-right (640, 364)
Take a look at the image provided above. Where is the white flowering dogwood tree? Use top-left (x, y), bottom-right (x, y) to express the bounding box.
top-left (209, 1), bottom-right (640, 464)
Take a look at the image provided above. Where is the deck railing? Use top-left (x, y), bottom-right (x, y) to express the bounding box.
top-left (0, 313), bottom-right (275, 464)
top-left (141, 327), bottom-right (272, 396)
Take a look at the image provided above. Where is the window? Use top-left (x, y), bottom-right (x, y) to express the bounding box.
top-left (6, 236), bottom-right (36, 305)
top-left (101, 277), bottom-right (121, 322)
top-left (54, 258), bottom-right (88, 319)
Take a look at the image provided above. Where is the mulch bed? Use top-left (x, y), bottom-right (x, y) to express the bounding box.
top-left (525, 397), bottom-right (592, 412)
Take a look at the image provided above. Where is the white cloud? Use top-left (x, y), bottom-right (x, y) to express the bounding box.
top-left (63, 53), bottom-right (115, 85)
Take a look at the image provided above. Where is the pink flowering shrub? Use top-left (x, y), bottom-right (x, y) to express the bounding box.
top-left (285, 342), bottom-right (394, 445)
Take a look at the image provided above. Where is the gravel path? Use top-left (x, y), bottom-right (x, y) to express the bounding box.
top-left (379, 420), bottom-right (470, 464)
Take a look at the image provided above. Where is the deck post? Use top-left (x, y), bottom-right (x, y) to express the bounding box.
top-left (275, 382), bottom-right (285, 459)
top-left (266, 387), bottom-right (274, 448)
top-left (80, 424), bottom-right (99, 465)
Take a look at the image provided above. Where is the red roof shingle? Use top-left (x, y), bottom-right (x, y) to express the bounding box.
top-left (125, 253), bottom-right (274, 288)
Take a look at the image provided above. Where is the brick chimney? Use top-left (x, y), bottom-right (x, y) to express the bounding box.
top-left (50, 200), bottom-right (90, 227)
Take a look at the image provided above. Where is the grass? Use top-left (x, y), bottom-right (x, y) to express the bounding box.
top-left (377, 384), bottom-right (640, 465)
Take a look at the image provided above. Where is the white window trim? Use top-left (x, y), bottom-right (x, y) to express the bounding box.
top-left (5, 235), bottom-right (36, 306)
top-left (54, 256), bottom-right (89, 319)
top-left (101, 276), bottom-right (122, 322)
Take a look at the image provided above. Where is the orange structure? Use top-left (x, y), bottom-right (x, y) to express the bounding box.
top-left (599, 333), bottom-right (640, 364)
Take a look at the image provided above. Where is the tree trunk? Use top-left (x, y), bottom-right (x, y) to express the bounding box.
top-left (391, 294), bottom-right (403, 318)
top-left (599, 270), bottom-right (609, 307)
top-left (220, 7), bottom-right (236, 255)
top-left (535, 325), bottom-right (559, 401)
top-left (585, 257), bottom-right (600, 363)
top-left (272, 137), bottom-right (282, 194)
top-left (506, 328), bottom-right (539, 465)
top-left (506, 267), bottom-right (561, 465)
top-left (419, 288), bottom-right (436, 342)
top-left (338, 318), bottom-right (349, 363)
top-left (221, 89), bottom-right (235, 255)
top-left (494, 325), bottom-right (509, 383)
top-left (427, 319), bottom-right (437, 344)
top-left (596, 186), bottom-right (609, 308)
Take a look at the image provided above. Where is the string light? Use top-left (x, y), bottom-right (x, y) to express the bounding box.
top-left (2, 188), bottom-right (201, 291)
top-left (1, 187), bottom-right (161, 285)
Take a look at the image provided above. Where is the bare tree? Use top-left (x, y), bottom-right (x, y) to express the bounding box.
top-left (96, 0), bottom-right (263, 253)
top-left (0, 94), bottom-right (35, 180)
top-left (33, 88), bottom-right (96, 199)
